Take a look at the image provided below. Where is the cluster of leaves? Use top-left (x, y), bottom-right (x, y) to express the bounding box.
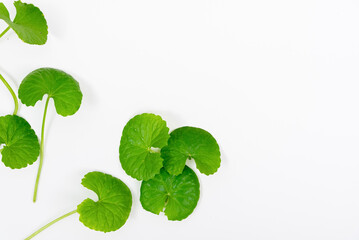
top-left (23, 113), bottom-right (221, 239)
top-left (0, 1), bottom-right (135, 239)
top-left (1, 1), bottom-right (223, 238)
top-left (0, 0), bottom-right (48, 170)
top-left (0, 0), bottom-right (49, 173)
top-left (0, 0), bottom-right (84, 201)
top-left (0, 2), bottom-right (84, 202)
top-left (120, 113), bottom-right (221, 220)
top-left (0, 67), bottom-right (83, 202)
top-left (4, 67), bottom-right (132, 238)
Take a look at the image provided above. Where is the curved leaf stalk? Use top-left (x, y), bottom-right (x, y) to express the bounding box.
top-left (0, 26), bottom-right (10, 38)
top-left (33, 95), bottom-right (50, 202)
top-left (0, 73), bottom-right (18, 115)
top-left (24, 210), bottom-right (77, 239)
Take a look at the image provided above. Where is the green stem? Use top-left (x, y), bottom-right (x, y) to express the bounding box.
top-left (0, 73), bottom-right (18, 115)
top-left (33, 96), bottom-right (50, 203)
top-left (24, 210), bottom-right (77, 240)
top-left (0, 26), bottom-right (10, 38)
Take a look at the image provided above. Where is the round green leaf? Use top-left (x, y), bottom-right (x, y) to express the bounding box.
top-left (18, 68), bottom-right (83, 117)
top-left (0, 115), bottom-right (40, 169)
top-left (77, 171), bottom-right (132, 233)
top-left (0, 1), bottom-right (48, 45)
top-left (140, 166), bottom-right (200, 221)
top-left (162, 127), bottom-right (221, 176)
top-left (119, 113), bottom-right (170, 181)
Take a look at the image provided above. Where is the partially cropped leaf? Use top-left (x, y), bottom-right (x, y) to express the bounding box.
top-left (18, 68), bottom-right (83, 116)
top-left (140, 166), bottom-right (200, 221)
top-left (162, 127), bottom-right (221, 176)
top-left (0, 1), bottom-right (48, 45)
top-left (0, 3), bottom-right (10, 20)
top-left (120, 113), bottom-right (170, 181)
top-left (0, 115), bottom-right (39, 169)
top-left (77, 171), bottom-right (132, 233)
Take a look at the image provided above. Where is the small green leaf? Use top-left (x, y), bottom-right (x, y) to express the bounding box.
top-left (77, 171), bottom-right (132, 233)
top-left (119, 113), bottom-right (170, 181)
top-left (0, 114), bottom-right (39, 169)
top-left (18, 68), bottom-right (83, 116)
top-left (0, 1), bottom-right (48, 45)
top-left (140, 166), bottom-right (200, 221)
top-left (162, 127), bottom-right (221, 176)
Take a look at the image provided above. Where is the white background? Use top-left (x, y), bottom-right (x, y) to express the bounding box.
top-left (0, 0), bottom-right (359, 239)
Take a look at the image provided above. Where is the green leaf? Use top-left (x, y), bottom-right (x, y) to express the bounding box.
top-left (0, 1), bottom-right (48, 45)
top-left (0, 114), bottom-right (40, 169)
top-left (161, 127), bottom-right (221, 176)
top-left (119, 113), bottom-right (170, 181)
top-left (77, 171), bottom-right (132, 233)
top-left (140, 166), bottom-right (200, 221)
top-left (0, 3), bottom-right (10, 20)
top-left (18, 68), bottom-right (83, 116)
